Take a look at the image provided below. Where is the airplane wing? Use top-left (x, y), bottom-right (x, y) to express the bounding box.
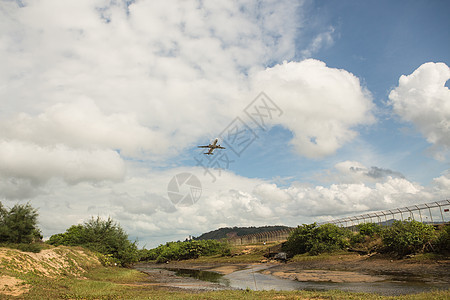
top-left (197, 145), bottom-right (210, 148)
top-left (216, 146), bottom-right (226, 149)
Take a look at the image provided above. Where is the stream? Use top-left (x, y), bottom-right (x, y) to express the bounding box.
top-left (135, 264), bottom-right (449, 296)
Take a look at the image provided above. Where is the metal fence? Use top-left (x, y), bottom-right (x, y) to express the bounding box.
top-left (227, 200), bottom-right (449, 245)
top-left (318, 199), bottom-right (450, 228)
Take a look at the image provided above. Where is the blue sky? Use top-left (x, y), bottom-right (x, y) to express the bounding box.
top-left (0, 0), bottom-right (449, 247)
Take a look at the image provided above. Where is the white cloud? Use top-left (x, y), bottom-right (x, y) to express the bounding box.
top-left (0, 139), bottom-right (125, 199)
top-left (301, 26), bottom-right (335, 58)
top-left (9, 162), bottom-right (441, 248)
top-left (389, 62), bottom-right (450, 160)
top-left (0, 98), bottom-right (170, 157)
top-left (252, 60), bottom-right (375, 158)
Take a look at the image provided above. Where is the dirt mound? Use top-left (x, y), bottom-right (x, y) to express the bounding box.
top-left (0, 246), bottom-right (101, 296)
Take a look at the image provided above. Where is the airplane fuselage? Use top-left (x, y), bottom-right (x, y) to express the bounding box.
top-left (198, 138), bottom-right (225, 155)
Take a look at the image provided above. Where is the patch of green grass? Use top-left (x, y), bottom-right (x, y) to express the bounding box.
top-left (86, 266), bottom-right (151, 283)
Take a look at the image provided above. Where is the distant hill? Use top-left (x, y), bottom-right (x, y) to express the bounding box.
top-left (195, 225), bottom-right (291, 240)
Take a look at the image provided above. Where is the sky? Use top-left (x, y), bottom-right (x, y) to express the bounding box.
top-left (0, 0), bottom-right (449, 248)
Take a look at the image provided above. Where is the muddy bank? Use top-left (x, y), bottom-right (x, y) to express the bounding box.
top-left (134, 263), bottom-right (237, 291)
top-left (265, 254), bottom-right (450, 285)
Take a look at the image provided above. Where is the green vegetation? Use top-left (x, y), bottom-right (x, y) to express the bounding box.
top-left (47, 216), bottom-right (138, 266)
top-left (381, 220), bottom-right (436, 256)
top-left (0, 202), bottom-right (42, 244)
top-left (283, 223), bottom-right (351, 255)
top-left (284, 221), bottom-right (449, 258)
top-left (433, 224), bottom-right (450, 254)
top-left (139, 239), bottom-right (231, 263)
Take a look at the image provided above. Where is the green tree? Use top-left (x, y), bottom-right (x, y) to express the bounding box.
top-left (47, 216), bottom-right (138, 266)
top-left (381, 220), bottom-right (436, 256)
top-left (283, 223), bottom-right (351, 255)
top-left (0, 202), bottom-right (42, 244)
top-left (357, 223), bottom-right (381, 237)
top-left (140, 239), bottom-right (231, 263)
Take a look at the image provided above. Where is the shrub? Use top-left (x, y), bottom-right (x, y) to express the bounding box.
top-left (357, 223), bottom-right (381, 237)
top-left (283, 223), bottom-right (351, 255)
top-left (142, 239), bottom-right (231, 263)
top-left (47, 216), bottom-right (138, 266)
top-left (433, 224), bottom-right (449, 254)
top-left (350, 223), bottom-right (382, 246)
top-left (381, 220), bottom-right (436, 257)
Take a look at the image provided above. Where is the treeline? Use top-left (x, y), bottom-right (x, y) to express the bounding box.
top-left (195, 225), bottom-right (291, 240)
top-left (283, 220), bottom-right (449, 257)
top-left (0, 201), bottom-right (232, 266)
top-left (0, 201), bottom-right (139, 265)
top-left (139, 239), bottom-right (231, 263)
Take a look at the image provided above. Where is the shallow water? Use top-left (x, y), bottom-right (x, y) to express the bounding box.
top-left (222, 265), bottom-right (447, 295)
top-left (137, 264), bottom-right (449, 296)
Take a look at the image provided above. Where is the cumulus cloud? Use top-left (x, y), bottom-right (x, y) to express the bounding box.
top-left (0, 98), bottom-right (170, 157)
top-left (389, 62), bottom-right (450, 160)
top-left (252, 60), bottom-right (375, 158)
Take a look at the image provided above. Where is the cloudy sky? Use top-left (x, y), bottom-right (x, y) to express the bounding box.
top-left (1, 0), bottom-right (449, 247)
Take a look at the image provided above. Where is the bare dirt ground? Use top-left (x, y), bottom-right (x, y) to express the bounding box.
top-left (266, 254), bottom-right (450, 284)
top-left (0, 275), bottom-right (30, 297)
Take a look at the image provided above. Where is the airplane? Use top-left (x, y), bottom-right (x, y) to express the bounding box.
top-left (198, 138), bottom-right (226, 155)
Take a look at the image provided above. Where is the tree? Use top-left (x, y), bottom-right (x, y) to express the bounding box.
top-left (283, 223), bottom-right (351, 255)
top-left (0, 202), bottom-right (42, 244)
top-left (47, 216), bottom-right (138, 266)
top-left (381, 220), bottom-right (436, 256)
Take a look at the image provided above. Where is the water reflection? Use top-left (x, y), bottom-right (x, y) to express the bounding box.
top-left (166, 268), bottom-right (231, 286)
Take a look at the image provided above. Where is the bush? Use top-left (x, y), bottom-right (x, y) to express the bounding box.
top-left (433, 224), bottom-right (449, 254)
top-left (381, 220), bottom-right (436, 257)
top-left (47, 216), bottom-right (138, 266)
top-left (350, 223), bottom-right (382, 246)
top-left (283, 223), bottom-right (351, 255)
top-left (357, 223), bottom-right (381, 237)
top-left (142, 239), bottom-right (231, 263)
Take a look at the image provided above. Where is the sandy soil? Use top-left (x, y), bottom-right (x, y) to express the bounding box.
top-left (0, 275), bottom-right (30, 297)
